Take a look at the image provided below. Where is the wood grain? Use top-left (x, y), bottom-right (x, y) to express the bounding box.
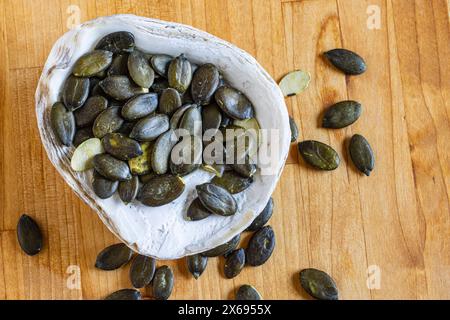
top-left (0, 0), bottom-right (449, 299)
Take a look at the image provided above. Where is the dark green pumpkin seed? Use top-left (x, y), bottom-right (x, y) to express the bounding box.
top-left (322, 100), bottom-right (362, 129)
top-left (102, 133), bottom-right (142, 160)
top-left (117, 121), bottom-right (135, 136)
top-left (50, 102), bottom-right (75, 146)
top-left (93, 153), bottom-right (132, 181)
top-left (201, 233), bottom-right (241, 257)
top-left (215, 86), bottom-right (255, 120)
top-left (220, 113), bottom-right (232, 127)
top-left (99, 75), bottom-right (148, 101)
top-left (196, 183), bottom-right (237, 216)
top-left (246, 197), bottom-right (274, 232)
top-left (349, 134), bottom-right (375, 176)
top-left (297, 140), bottom-right (340, 170)
top-left (289, 116), bottom-right (298, 142)
top-left (170, 136), bottom-right (202, 176)
top-left (128, 50), bottom-right (155, 88)
top-left (152, 130), bottom-right (178, 175)
top-left (246, 225), bottom-right (275, 266)
top-left (72, 50), bottom-right (113, 77)
top-left (62, 75), bottom-right (90, 111)
top-left (179, 105), bottom-right (202, 137)
top-left (128, 142), bottom-right (153, 175)
top-left (91, 82), bottom-right (105, 97)
top-left (92, 171), bottom-right (119, 199)
top-left (93, 69), bottom-right (107, 79)
top-left (201, 163), bottom-right (226, 177)
top-left (186, 198), bottom-right (211, 221)
top-left (159, 88), bottom-right (182, 115)
top-left (324, 48), bottom-right (366, 75)
top-left (231, 163), bottom-right (257, 178)
top-left (202, 103), bottom-right (222, 135)
top-left (107, 53), bottom-right (129, 76)
top-left (224, 248), bottom-right (245, 279)
top-left (96, 31), bottom-right (135, 54)
top-left (236, 285), bottom-right (262, 300)
top-left (152, 77), bottom-right (169, 95)
top-left (191, 63), bottom-right (220, 105)
top-left (152, 265), bottom-right (174, 300)
top-left (130, 114), bottom-right (170, 142)
top-left (186, 254), bottom-right (208, 279)
top-left (151, 54), bottom-right (172, 77)
top-left (139, 173), bottom-right (157, 184)
top-left (138, 174), bottom-right (185, 207)
top-left (73, 127), bottom-right (94, 147)
top-left (212, 171), bottom-right (253, 194)
top-left (105, 288), bottom-right (141, 300)
top-left (121, 93), bottom-right (158, 121)
top-left (95, 243), bottom-right (133, 270)
top-left (169, 104), bottom-right (192, 130)
top-left (17, 214), bottom-right (42, 256)
top-left (168, 54), bottom-right (192, 93)
top-left (118, 175), bottom-right (139, 203)
top-left (92, 106), bottom-right (124, 139)
top-left (129, 255), bottom-right (156, 288)
top-left (74, 96), bottom-right (108, 127)
top-left (181, 90), bottom-right (194, 104)
top-left (299, 268), bottom-right (339, 300)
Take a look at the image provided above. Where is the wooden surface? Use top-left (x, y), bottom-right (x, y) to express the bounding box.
top-left (0, 0), bottom-right (449, 300)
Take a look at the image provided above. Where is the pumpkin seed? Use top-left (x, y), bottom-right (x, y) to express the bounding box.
top-left (322, 100), bottom-right (362, 129)
top-left (105, 289), bottom-right (141, 300)
top-left (152, 265), bottom-right (174, 300)
top-left (202, 103), bottom-right (222, 135)
top-left (92, 106), bottom-right (124, 138)
top-left (117, 121), bottom-right (135, 136)
top-left (297, 140), bottom-right (340, 170)
top-left (74, 96), bottom-right (108, 127)
top-left (186, 198), bottom-right (211, 221)
top-left (186, 254), bottom-right (208, 279)
top-left (152, 77), bottom-right (169, 95)
top-left (201, 233), bottom-right (241, 257)
top-left (233, 117), bottom-right (262, 149)
top-left (191, 63), bottom-right (220, 105)
top-left (102, 133), bottom-right (143, 160)
top-left (91, 82), bottom-right (105, 97)
top-left (196, 183), bottom-right (237, 216)
top-left (96, 31), bottom-right (135, 54)
top-left (299, 268), bottom-right (339, 300)
top-left (168, 54), bottom-right (192, 93)
top-left (220, 113), bottom-right (232, 127)
top-left (246, 225), bottom-right (275, 266)
top-left (201, 163), bottom-right (225, 178)
top-left (324, 48), bottom-right (366, 75)
top-left (62, 75), bottom-right (90, 111)
top-left (121, 93), bottom-right (158, 121)
top-left (289, 116), bottom-right (298, 142)
top-left (278, 70), bottom-right (311, 97)
top-left (92, 171), bottom-right (119, 199)
top-left (70, 138), bottom-right (104, 171)
top-left (246, 197), bottom-right (273, 232)
top-left (151, 54), bottom-right (172, 77)
top-left (17, 214), bottom-right (42, 256)
top-left (93, 69), bottom-right (107, 79)
top-left (231, 162), bottom-right (257, 178)
top-left (50, 102), bottom-right (75, 146)
top-left (99, 75), bottom-right (149, 101)
top-left (215, 86), bottom-right (254, 120)
top-left (159, 88), bottom-right (182, 115)
top-left (182, 90), bottom-right (194, 104)
top-left (93, 153), bottom-right (132, 181)
top-left (73, 127), bottom-right (94, 147)
top-left (128, 142), bottom-right (153, 175)
top-left (95, 243), bottom-right (133, 270)
top-left (179, 105), bottom-right (202, 137)
top-left (107, 53), bottom-right (129, 76)
top-left (129, 255), bottom-right (156, 288)
top-left (224, 248), bottom-right (245, 279)
top-left (212, 171), bottom-right (253, 194)
top-left (118, 175), bottom-right (139, 203)
top-left (236, 285), bottom-right (262, 300)
top-left (128, 50), bottom-right (155, 88)
top-left (152, 130), bottom-right (178, 175)
top-left (138, 174), bottom-right (185, 206)
top-left (72, 50), bottom-right (113, 77)
top-left (169, 104), bottom-right (192, 130)
top-left (170, 136), bottom-right (202, 176)
top-left (139, 172), bottom-right (157, 184)
top-left (130, 114), bottom-right (170, 142)
top-left (349, 134), bottom-right (374, 176)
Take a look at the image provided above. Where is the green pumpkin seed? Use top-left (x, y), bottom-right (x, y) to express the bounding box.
top-left (95, 243), bottom-right (133, 270)
top-left (201, 163), bottom-right (225, 178)
top-left (349, 134), bottom-right (374, 176)
top-left (196, 183), bottom-right (237, 216)
top-left (74, 96), bottom-right (108, 127)
top-left (159, 88), bottom-right (182, 115)
top-left (99, 75), bottom-right (148, 101)
top-left (186, 254), bottom-right (208, 279)
top-left (151, 54), bottom-right (172, 77)
top-left (139, 173), bottom-right (157, 184)
top-left (152, 77), bottom-right (169, 95)
top-left (70, 138), bottom-right (104, 172)
top-left (152, 130), bottom-right (178, 175)
top-left (138, 174), bottom-right (185, 207)
top-left (299, 268), bottom-right (339, 300)
top-left (278, 70), bottom-right (311, 97)
top-left (93, 153), bottom-right (132, 181)
top-left (118, 175), bottom-right (139, 203)
top-left (324, 48), bottom-right (366, 75)
top-left (179, 105), bottom-right (202, 137)
top-left (72, 50), bottom-right (113, 77)
top-left (93, 69), bottom-right (107, 79)
top-left (186, 198), bottom-right (211, 221)
top-left (246, 225), bottom-right (275, 266)
top-left (170, 136), bottom-right (202, 176)
top-left (62, 75), bottom-right (90, 111)
top-left (212, 171), bottom-right (253, 194)
top-left (231, 162), bottom-right (257, 178)
top-left (128, 142), bottom-right (153, 175)
top-left (107, 53), bottom-right (129, 76)
top-left (297, 140), bottom-right (340, 170)
top-left (91, 82), bottom-right (105, 97)
top-left (73, 127), bottom-right (94, 147)
top-left (129, 255), bottom-right (156, 288)
top-left (152, 266), bottom-right (174, 300)
top-left (130, 114), bottom-right (170, 142)
top-left (246, 197), bottom-right (273, 232)
top-left (191, 63), bottom-right (220, 105)
top-left (233, 117), bottom-right (262, 150)
top-left (128, 50), bottom-right (155, 88)
top-left (201, 234), bottom-right (241, 257)
top-left (105, 289), bottom-right (141, 300)
top-left (169, 104), bottom-right (192, 130)
top-left (117, 121), bottom-right (135, 136)
top-left (96, 31), bottom-right (135, 54)
top-left (322, 100), bottom-right (362, 129)
top-left (102, 133), bottom-right (143, 160)
top-left (92, 106), bottom-right (124, 138)
top-left (182, 90), bottom-right (194, 104)
top-left (92, 171), bottom-right (119, 199)
top-left (289, 116), bottom-right (299, 142)
top-left (224, 249), bottom-right (245, 279)
top-left (236, 285), bottom-right (262, 300)
top-left (202, 103), bottom-right (222, 135)
top-left (121, 93), bottom-right (158, 121)
top-left (168, 54), bottom-right (192, 93)
top-left (17, 214), bottom-right (42, 256)
top-left (50, 102), bottom-right (75, 146)
top-left (215, 86), bottom-right (254, 120)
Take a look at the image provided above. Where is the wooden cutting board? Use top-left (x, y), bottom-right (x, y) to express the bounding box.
top-left (0, 0), bottom-right (448, 300)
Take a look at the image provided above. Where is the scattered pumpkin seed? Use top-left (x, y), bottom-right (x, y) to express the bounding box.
top-left (104, 289), bottom-right (141, 300)
top-left (99, 75), bottom-right (148, 101)
top-left (92, 171), bottom-right (119, 199)
top-left (50, 102), bottom-right (75, 146)
top-left (92, 106), bottom-right (124, 139)
top-left (278, 70), bottom-right (311, 97)
top-left (74, 95), bottom-right (108, 127)
top-left (201, 233), bottom-right (241, 257)
top-left (93, 153), bottom-right (132, 181)
top-left (151, 130), bottom-right (178, 175)
top-left (215, 86), bottom-right (255, 120)
top-left (95, 243), bottom-right (133, 270)
top-left (324, 48), bottom-right (367, 75)
top-left (130, 114), bottom-right (170, 142)
top-left (102, 133), bottom-right (143, 160)
top-left (73, 127), bottom-right (94, 147)
top-left (70, 138), bottom-right (104, 172)
top-left (349, 134), bottom-right (374, 176)
top-left (128, 142), bottom-right (153, 175)
top-left (72, 50), bottom-right (113, 77)
top-left (186, 198), bottom-right (211, 221)
top-left (17, 214), bottom-right (42, 256)
top-left (168, 54), bottom-right (192, 93)
top-left (297, 140), bottom-right (340, 170)
top-left (236, 285), bottom-right (262, 300)
top-left (191, 63), bottom-right (220, 105)
top-left (196, 183), bottom-right (237, 216)
top-left (159, 88), bottom-right (182, 115)
top-left (151, 54), bottom-right (172, 77)
top-left (246, 225), bottom-right (275, 266)
top-left (95, 31), bottom-right (135, 54)
top-left (289, 116), bottom-right (299, 142)
top-left (121, 93), bottom-right (158, 121)
top-left (224, 248), bottom-right (245, 279)
top-left (152, 265), bottom-right (174, 300)
top-left (138, 174), bottom-right (185, 206)
top-left (212, 171), bottom-right (253, 194)
top-left (299, 268), bottom-right (339, 300)
top-left (186, 254), bottom-right (208, 279)
top-left (128, 50), bottom-right (155, 88)
top-left (322, 100), bottom-right (362, 129)
top-left (62, 75), bottom-right (90, 111)
top-left (129, 255), bottom-right (156, 288)
top-left (246, 197), bottom-right (274, 232)
top-left (118, 175), bottom-right (139, 203)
